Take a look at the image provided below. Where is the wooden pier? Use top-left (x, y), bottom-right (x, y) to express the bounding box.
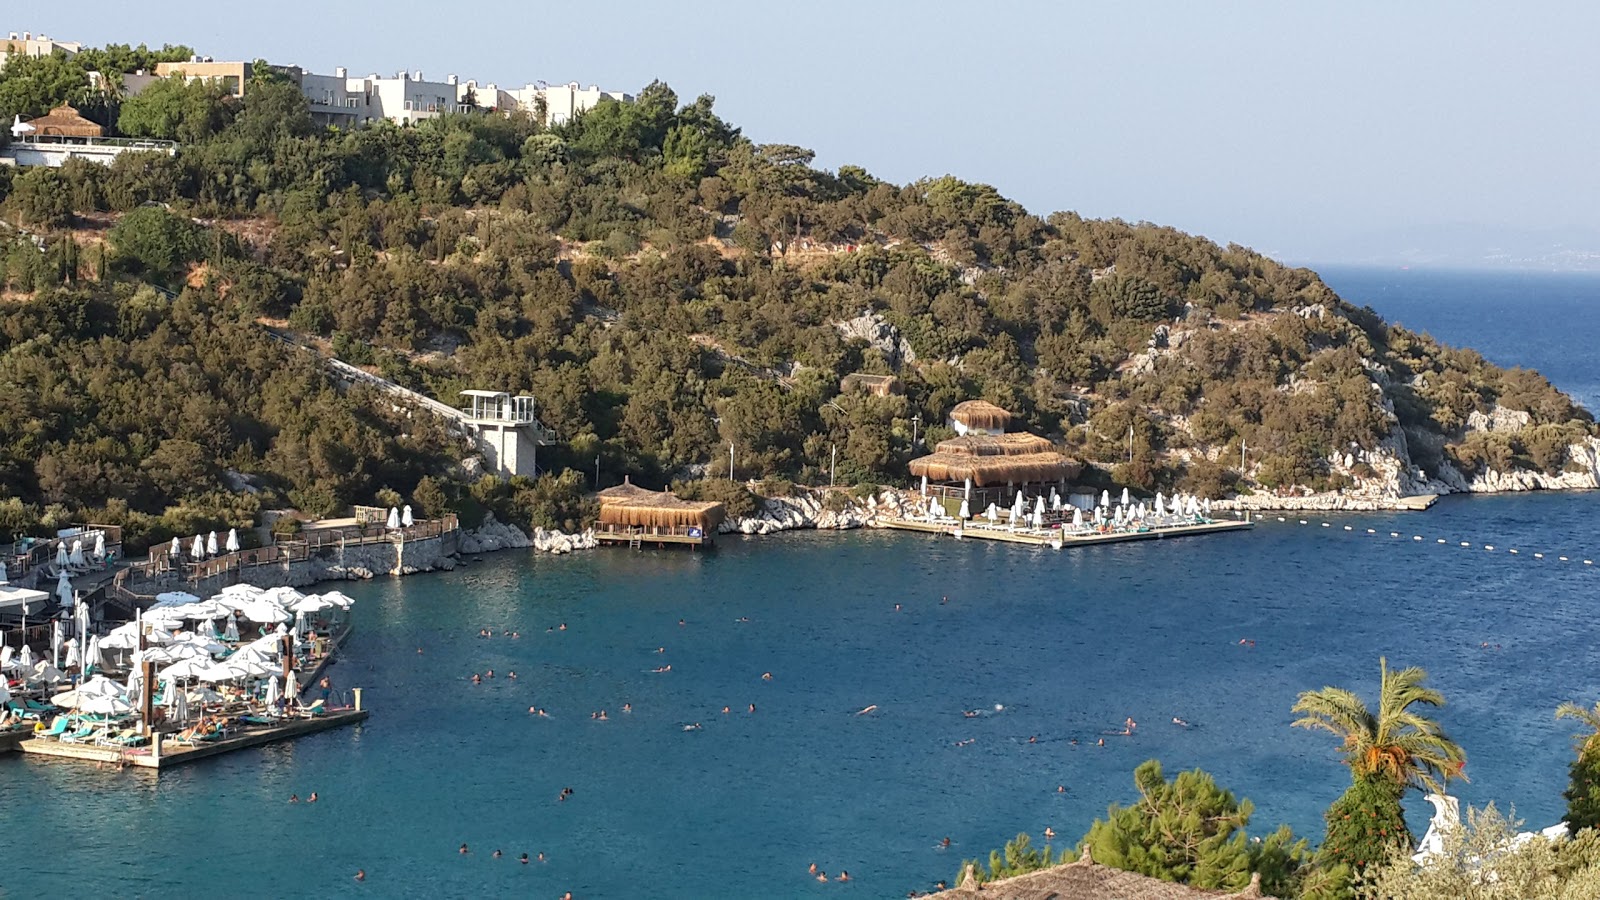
top-left (881, 517), bottom-right (1254, 548)
top-left (594, 524), bottom-right (712, 549)
top-left (17, 707), bottom-right (368, 770)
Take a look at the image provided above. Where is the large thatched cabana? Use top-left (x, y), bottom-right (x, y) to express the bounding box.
top-left (597, 477), bottom-right (724, 546)
top-left (840, 373), bottom-right (902, 397)
top-left (909, 404), bottom-right (1081, 519)
top-left (23, 105), bottom-right (104, 138)
top-left (947, 399), bottom-right (1012, 436)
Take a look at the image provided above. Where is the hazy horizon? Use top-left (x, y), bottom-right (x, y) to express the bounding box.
top-left (21, 1), bottom-right (1600, 269)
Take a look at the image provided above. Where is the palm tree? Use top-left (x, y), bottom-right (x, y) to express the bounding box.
top-left (1292, 657), bottom-right (1467, 793)
top-left (1556, 700), bottom-right (1600, 831)
top-left (1557, 700), bottom-right (1600, 757)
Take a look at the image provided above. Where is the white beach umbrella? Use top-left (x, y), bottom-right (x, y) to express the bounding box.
top-left (206, 531), bottom-right (219, 557)
top-left (125, 668), bottom-right (142, 706)
top-left (285, 669), bottom-right (300, 702)
top-left (154, 591), bottom-right (202, 608)
top-left (159, 657), bottom-right (215, 682)
top-left (55, 543), bottom-right (68, 569)
top-left (217, 583), bottom-right (264, 598)
top-left (1007, 507), bottom-right (1018, 526)
top-left (1155, 496), bottom-right (1166, 516)
top-left (402, 504), bottom-right (414, 527)
top-left (93, 531), bottom-right (106, 559)
top-left (292, 595), bottom-right (332, 614)
top-left (239, 599), bottom-right (290, 624)
top-left (263, 586), bottom-right (308, 606)
top-left (927, 496), bottom-right (941, 519)
top-left (958, 498), bottom-right (970, 520)
top-left (0, 559), bottom-right (7, 584)
top-left (1011, 492), bottom-right (1026, 520)
top-left (319, 590), bottom-right (356, 609)
top-left (80, 693), bottom-right (134, 716)
top-left (170, 684), bottom-right (190, 723)
top-left (226, 528), bottom-right (240, 553)
top-left (142, 607), bottom-right (188, 626)
top-left (984, 503), bottom-right (998, 524)
top-left (51, 618), bottom-right (62, 667)
top-left (68, 540), bottom-right (85, 568)
top-left (18, 643), bottom-right (33, 669)
top-left (169, 537), bottom-right (181, 557)
top-left (265, 675), bottom-right (281, 708)
top-left (30, 661), bottom-right (64, 686)
top-left (1203, 498), bottom-right (1212, 516)
top-left (1031, 507), bottom-right (1043, 529)
top-left (97, 630), bottom-right (138, 651)
top-left (85, 634), bottom-right (101, 673)
top-left (293, 609), bottom-right (307, 639)
top-left (1033, 496), bottom-right (1045, 519)
top-left (1120, 487), bottom-right (1131, 506)
top-left (1097, 489), bottom-right (1108, 508)
top-left (63, 637), bottom-right (80, 670)
top-left (172, 633), bottom-right (228, 655)
top-left (187, 686), bottom-right (224, 705)
top-left (189, 535), bottom-right (205, 561)
top-left (1072, 508), bottom-right (1084, 529)
top-left (198, 617), bottom-right (219, 641)
top-left (1188, 496), bottom-right (1201, 517)
top-left (223, 616), bottom-right (240, 642)
top-left (386, 507), bottom-right (400, 529)
top-left (56, 571), bottom-right (73, 608)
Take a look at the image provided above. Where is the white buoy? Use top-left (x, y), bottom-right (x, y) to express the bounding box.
top-left (1560, 556), bottom-right (1569, 561)
top-left (1366, 528), bottom-right (1375, 534)
top-left (1486, 545), bottom-right (1495, 551)
top-left (1413, 536), bottom-right (1423, 541)
top-left (1322, 523), bottom-right (1331, 528)
top-left (1509, 549), bottom-right (1519, 554)
top-left (1585, 560), bottom-right (1593, 565)
top-left (1276, 517), bottom-right (1285, 522)
top-left (1437, 539), bottom-right (1447, 544)
top-left (1534, 553), bottom-right (1544, 559)
top-left (1391, 532), bottom-right (1400, 537)
top-left (1299, 520), bottom-right (1308, 525)
top-left (1460, 542), bottom-right (1470, 547)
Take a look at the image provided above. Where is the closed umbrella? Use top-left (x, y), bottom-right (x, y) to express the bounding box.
top-left (85, 634), bottom-right (101, 674)
top-left (171, 685), bottom-right (190, 724)
top-left (226, 528), bottom-right (240, 553)
top-left (68, 540), bottom-right (85, 568)
top-left (0, 560), bottom-right (7, 583)
top-left (1072, 508), bottom-right (1084, 529)
top-left (926, 496), bottom-right (941, 519)
top-left (386, 507), bottom-right (400, 530)
top-left (93, 531), bottom-right (106, 560)
top-left (401, 504), bottom-right (414, 527)
top-left (1100, 489), bottom-right (1111, 508)
top-left (1033, 496), bottom-right (1045, 520)
top-left (1203, 498), bottom-right (1212, 517)
top-left (224, 616), bottom-right (240, 642)
top-left (18, 643), bottom-right (33, 669)
top-left (55, 543), bottom-right (68, 569)
top-left (56, 571), bottom-right (73, 608)
top-left (206, 531), bottom-right (219, 557)
top-left (1031, 506), bottom-right (1043, 529)
top-left (285, 669), bottom-right (300, 703)
top-left (189, 535), bottom-right (205, 561)
top-left (51, 618), bottom-right (62, 668)
top-left (958, 498), bottom-right (970, 520)
top-left (1011, 492), bottom-right (1026, 520)
top-left (265, 675), bottom-right (281, 708)
top-left (63, 637), bottom-right (80, 670)
top-left (169, 537), bottom-right (181, 558)
top-left (984, 503), bottom-right (998, 524)
top-left (1121, 487), bottom-right (1131, 507)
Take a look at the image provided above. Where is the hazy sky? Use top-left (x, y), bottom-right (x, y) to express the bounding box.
top-left (23, 1), bottom-right (1600, 264)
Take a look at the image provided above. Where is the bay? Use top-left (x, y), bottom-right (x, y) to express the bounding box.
top-left (4, 268), bottom-right (1600, 899)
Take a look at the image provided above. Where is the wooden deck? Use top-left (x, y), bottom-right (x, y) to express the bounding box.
top-left (881, 517), bottom-right (1255, 548)
top-left (595, 525), bottom-right (712, 549)
top-left (18, 708), bottom-right (368, 770)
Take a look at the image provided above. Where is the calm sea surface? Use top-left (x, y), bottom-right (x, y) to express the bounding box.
top-left (4, 268), bottom-right (1600, 899)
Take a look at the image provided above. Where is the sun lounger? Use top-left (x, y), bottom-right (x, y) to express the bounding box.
top-left (5, 700), bottom-right (42, 721)
top-left (61, 724), bottom-right (106, 744)
top-left (34, 717), bottom-right (70, 738)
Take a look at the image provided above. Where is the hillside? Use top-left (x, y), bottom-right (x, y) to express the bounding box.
top-left (0, 54), bottom-right (1593, 547)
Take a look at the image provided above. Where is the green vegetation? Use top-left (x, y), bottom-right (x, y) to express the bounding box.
top-left (1557, 700), bottom-right (1600, 833)
top-left (1293, 658), bottom-right (1467, 894)
top-left (0, 42), bottom-right (1592, 541)
top-left (1359, 805), bottom-right (1600, 900)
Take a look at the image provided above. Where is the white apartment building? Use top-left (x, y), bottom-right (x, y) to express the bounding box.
top-left (0, 31), bottom-right (81, 68)
top-left (507, 82), bottom-right (632, 125)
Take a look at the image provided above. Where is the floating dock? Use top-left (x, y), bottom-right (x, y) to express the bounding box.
top-left (881, 517), bottom-right (1254, 548)
top-left (17, 707), bottom-right (368, 770)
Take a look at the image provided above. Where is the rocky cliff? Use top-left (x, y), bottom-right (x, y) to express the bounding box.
top-left (718, 489), bottom-right (915, 536)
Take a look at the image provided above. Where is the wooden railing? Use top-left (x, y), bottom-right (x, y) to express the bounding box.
top-left (293, 514), bottom-right (460, 551)
top-left (596, 523), bottom-right (709, 539)
top-left (5, 524), bottom-right (123, 583)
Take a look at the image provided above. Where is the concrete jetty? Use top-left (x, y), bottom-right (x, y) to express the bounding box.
top-left (881, 517), bottom-right (1254, 548)
top-left (18, 707), bottom-right (368, 770)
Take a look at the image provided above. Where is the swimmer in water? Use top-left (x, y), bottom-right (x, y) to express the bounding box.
top-left (308, 792), bottom-right (318, 803)
top-left (622, 703), bottom-right (632, 713)
top-left (1057, 785), bottom-right (1066, 793)
top-left (508, 672), bottom-right (516, 679)
top-left (856, 705), bottom-right (878, 715)
top-left (1044, 827), bottom-right (1055, 840)
top-left (493, 849), bottom-right (502, 859)
top-left (837, 871), bottom-right (850, 882)
top-left (761, 672), bottom-right (772, 681)
top-left (941, 837), bottom-right (951, 849)
top-left (963, 710), bottom-right (979, 718)
top-left (816, 872), bottom-right (828, 882)
top-left (599, 710), bottom-right (608, 720)
top-left (459, 844), bottom-right (470, 855)
top-left (678, 619), bottom-right (686, 626)
top-left (471, 674), bottom-right (481, 685)
top-left (355, 869), bottom-right (365, 881)
top-left (1028, 735), bottom-right (1037, 744)
top-left (289, 794), bottom-right (299, 803)
top-left (486, 669), bottom-right (494, 679)
top-left (529, 706), bottom-right (537, 714)
top-left (723, 706), bottom-right (731, 714)
top-left (810, 863), bottom-right (818, 874)
top-left (559, 623), bottom-right (567, 631)
top-left (894, 603), bottom-right (901, 611)
top-left (1097, 738), bottom-right (1105, 747)
top-left (684, 722), bottom-right (702, 731)
top-left (748, 703), bottom-right (756, 713)
top-left (1173, 717), bottom-right (1190, 727)
top-left (519, 854), bottom-right (529, 864)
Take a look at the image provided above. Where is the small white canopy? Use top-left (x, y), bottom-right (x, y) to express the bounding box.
top-left (401, 505), bottom-right (414, 527)
top-left (189, 535), bottom-right (205, 560)
top-left (225, 528), bottom-right (240, 553)
top-left (386, 507), bottom-right (401, 529)
top-left (158, 657), bottom-right (216, 682)
top-left (206, 531), bottom-right (219, 556)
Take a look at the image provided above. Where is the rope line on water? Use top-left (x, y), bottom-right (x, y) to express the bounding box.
top-left (1266, 515), bottom-right (1596, 567)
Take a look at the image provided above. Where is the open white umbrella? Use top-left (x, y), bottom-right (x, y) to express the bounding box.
top-left (29, 661), bottom-right (64, 686)
top-left (226, 528), bottom-right (240, 553)
top-left (154, 591), bottom-right (202, 608)
top-left (187, 686), bottom-right (224, 705)
top-left (386, 507), bottom-right (400, 529)
top-left (402, 504), bottom-right (414, 527)
top-left (189, 535), bottom-right (205, 561)
top-left (79, 693), bottom-right (135, 716)
top-left (206, 531), bottom-right (219, 557)
top-left (169, 537), bottom-right (181, 557)
top-left (318, 591), bottom-right (356, 609)
top-left (159, 657), bottom-right (215, 682)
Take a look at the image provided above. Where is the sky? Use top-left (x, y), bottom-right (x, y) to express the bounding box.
top-left (19, 1), bottom-right (1600, 268)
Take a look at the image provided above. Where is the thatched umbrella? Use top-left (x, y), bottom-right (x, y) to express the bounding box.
top-left (948, 400), bottom-right (1013, 434)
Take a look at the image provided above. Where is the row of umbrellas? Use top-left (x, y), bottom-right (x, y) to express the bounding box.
top-left (926, 487), bottom-right (1215, 530)
top-left (53, 533), bottom-right (107, 570)
top-left (169, 529), bottom-right (241, 561)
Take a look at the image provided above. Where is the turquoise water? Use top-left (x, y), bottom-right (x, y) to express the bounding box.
top-left (4, 268), bottom-right (1600, 898)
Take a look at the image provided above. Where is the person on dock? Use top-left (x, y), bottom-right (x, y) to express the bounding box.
top-left (319, 676), bottom-right (332, 704)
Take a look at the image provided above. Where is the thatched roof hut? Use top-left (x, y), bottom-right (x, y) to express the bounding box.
top-left (931, 850), bottom-right (1277, 899)
top-left (597, 477), bottom-right (725, 530)
top-left (24, 105), bottom-right (103, 138)
top-left (840, 373), bottom-right (902, 397)
top-left (948, 400), bottom-right (1013, 434)
top-left (909, 433), bottom-right (1080, 487)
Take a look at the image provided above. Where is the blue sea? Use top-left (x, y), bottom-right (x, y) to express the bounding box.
top-left (4, 268), bottom-right (1600, 899)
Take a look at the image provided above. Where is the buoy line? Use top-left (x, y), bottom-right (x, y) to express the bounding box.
top-left (1278, 514), bottom-right (1594, 572)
